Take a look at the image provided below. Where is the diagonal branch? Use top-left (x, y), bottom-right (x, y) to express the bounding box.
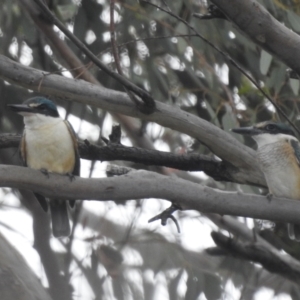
top-left (210, 0), bottom-right (300, 75)
top-left (210, 231), bottom-right (300, 284)
top-left (0, 231), bottom-right (53, 300)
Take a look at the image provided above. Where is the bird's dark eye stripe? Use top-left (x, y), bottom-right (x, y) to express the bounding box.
top-left (265, 124), bottom-right (276, 130)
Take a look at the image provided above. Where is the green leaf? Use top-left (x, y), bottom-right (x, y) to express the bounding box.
top-left (56, 4), bottom-right (78, 21)
top-left (205, 99), bottom-right (220, 126)
top-left (222, 104), bottom-right (237, 131)
top-left (287, 10), bottom-right (300, 31)
top-left (289, 78), bottom-right (299, 95)
top-left (259, 50), bottom-right (272, 75)
top-left (268, 64), bottom-right (286, 94)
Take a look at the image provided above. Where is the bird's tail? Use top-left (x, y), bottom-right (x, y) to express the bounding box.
top-left (34, 193), bottom-right (48, 212)
top-left (288, 223), bottom-right (300, 242)
top-left (49, 199), bottom-right (71, 237)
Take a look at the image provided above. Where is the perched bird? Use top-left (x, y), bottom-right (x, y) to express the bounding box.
top-left (232, 121), bottom-right (300, 241)
top-left (7, 97), bottom-right (80, 237)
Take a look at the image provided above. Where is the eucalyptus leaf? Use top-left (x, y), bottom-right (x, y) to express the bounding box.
top-left (289, 78), bottom-right (299, 96)
top-left (56, 4), bottom-right (78, 21)
top-left (259, 50), bottom-right (272, 75)
top-left (287, 10), bottom-right (300, 32)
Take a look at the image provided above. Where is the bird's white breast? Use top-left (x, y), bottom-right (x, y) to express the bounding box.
top-left (255, 135), bottom-right (300, 199)
top-left (24, 114), bottom-right (75, 174)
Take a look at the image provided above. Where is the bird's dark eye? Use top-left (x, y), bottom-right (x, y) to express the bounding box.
top-left (265, 124), bottom-right (276, 131)
top-left (39, 104), bottom-right (47, 110)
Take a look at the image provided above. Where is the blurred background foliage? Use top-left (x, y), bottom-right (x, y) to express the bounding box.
top-left (1, 0), bottom-right (300, 299)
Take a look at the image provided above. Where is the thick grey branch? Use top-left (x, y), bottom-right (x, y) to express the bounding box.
top-left (210, 231), bottom-right (300, 285)
top-left (2, 165), bottom-right (300, 225)
top-left (0, 55), bottom-right (264, 186)
top-left (0, 231), bottom-right (52, 300)
top-left (19, 190), bottom-right (71, 300)
top-left (211, 0), bottom-right (300, 75)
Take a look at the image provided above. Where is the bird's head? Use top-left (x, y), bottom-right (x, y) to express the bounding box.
top-left (7, 97), bottom-right (59, 118)
top-left (232, 121), bottom-right (296, 147)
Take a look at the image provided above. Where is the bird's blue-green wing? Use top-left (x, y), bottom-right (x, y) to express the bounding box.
top-left (64, 120), bottom-right (80, 176)
top-left (19, 132), bottom-right (27, 166)
top-left (289, 139), bottom-right (300, 240)
top-left (65, 120), bottom-right (80, 208)
top-left (291, 139), bottom-right (300, 165)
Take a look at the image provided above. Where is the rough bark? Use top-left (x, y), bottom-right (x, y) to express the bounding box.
top-left (1, 165), bottom-right (300, 226)
top-left (0, 232), bottom-right (52, 300)
top-left (211, 0), bottom-right (300, 75)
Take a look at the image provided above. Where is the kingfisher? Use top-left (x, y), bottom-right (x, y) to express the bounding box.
top-left (7, 97), bottom-right (80, 237)
top-left (232, 121), bottom-right (300, 241)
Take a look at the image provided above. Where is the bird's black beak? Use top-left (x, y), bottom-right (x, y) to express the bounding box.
top-left (231, 126), bottom-right (261, 136)
top-left (7, 104), bottom-right (36, 114)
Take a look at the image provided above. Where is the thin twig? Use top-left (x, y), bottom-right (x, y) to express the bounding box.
top-left (31, 34), bottom-right (200, 81)
top-left (110, 0), bottom-right (122, 76)
top-left (109, 0), bottom-right (141, 107)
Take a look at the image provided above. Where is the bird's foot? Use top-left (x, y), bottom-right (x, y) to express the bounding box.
top-left (66, 172), bottom-right (75, 182)
top-left (40, 168), bottom-right (50, 178)
top-left (266, 193), bottom-right (273, 202)
top-left (148, 203), bottom-right (182, 233)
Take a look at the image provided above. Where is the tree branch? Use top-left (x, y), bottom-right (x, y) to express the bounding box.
top-left (210, 231), bottom-right (300, 285)
top-left (0, 55), bottom-right (265, 186)
top-left (83, 141), bottom-right (237, 181)
top-left (210, 0), bottom-right (300, 75)
top-left (0, 231), bottom-right (52, 300)
top-left (19, 190), bottom-right (72, 300)
top-left (2, 165), bottom-right (300, 226)
top-left (0, 133), bottom-right (241, 183)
